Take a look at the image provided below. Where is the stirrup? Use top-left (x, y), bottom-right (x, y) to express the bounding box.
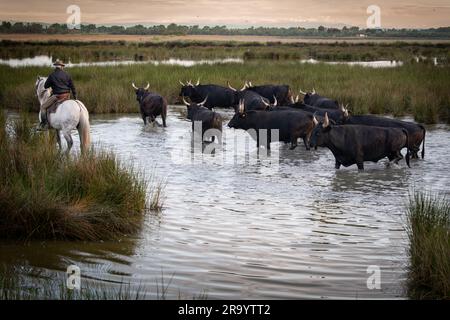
top-left (37, 123), bottom-right (49, 131)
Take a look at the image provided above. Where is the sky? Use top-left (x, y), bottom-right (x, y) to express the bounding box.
top-left (0, 0), bottom-right (449, 28)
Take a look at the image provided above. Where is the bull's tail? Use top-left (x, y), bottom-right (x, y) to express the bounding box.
top-left (403, 128), bottom-right (410, 168)
top-left (420, 124), bottom-right (426, 159)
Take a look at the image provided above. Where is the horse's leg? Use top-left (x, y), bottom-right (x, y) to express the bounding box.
top-left (55, 129), bottom-right (62, 150)
top-left (62, 130), bottom-right (73, 153)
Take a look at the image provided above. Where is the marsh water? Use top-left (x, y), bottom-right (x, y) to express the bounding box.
top-left (1, 106), bottom-right (450, 299)
top-left (0, 55), bottom-right (429, 68)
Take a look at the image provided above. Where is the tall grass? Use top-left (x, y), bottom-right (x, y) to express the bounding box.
top-left (0, 61), bottom-right (449, 123)
top-left (0, 112), bottom-right (151, 240)
top-left (406, 191), bottom-right (450, 299)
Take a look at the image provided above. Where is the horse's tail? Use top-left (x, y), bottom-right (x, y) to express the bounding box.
top-left (420, 124), bottom-right (426, 159)
top-left (77, 102), bottom-right (91, 153)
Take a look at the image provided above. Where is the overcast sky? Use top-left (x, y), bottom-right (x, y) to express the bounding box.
top-left (0, 0), bottom-right (449, 28)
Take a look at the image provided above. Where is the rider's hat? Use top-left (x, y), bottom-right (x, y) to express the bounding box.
top-left (53, 59), bottom-right (65, 67)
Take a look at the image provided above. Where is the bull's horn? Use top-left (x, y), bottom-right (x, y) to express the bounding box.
top-left (244, 81), bottom-right (249, 88)
top-left (273, 95), bottom-right (278, 107)
top-left (182, 96), bottom-right (190, 106)
top-left (132, 82), bottom-right (138, 90)
top-left (323, 112), bottom-right (330, 128)
top-left (196, 78), bottom-right (200, 86)
top-left (290, 96), bottom-right (295, 104)
top-left (313, 114), bottom-right (319, 126)
top-left (312, 88), bottom-right (316, 94)
top-left (199, 95), bottom-right (208, 106)
top-left (295, 95), bottom-right (299, 103)
top-left (344, 104), bottom-right (350, 117)
top-left (248, 81), bottom-right (253, 87)
top-left (179, 80), bottom-right (185, 86)
top-left (240, 83), bottom-right (247, 91)
top-left (188, 79), bottom-right (193, 86)
top-left (227, 81), bottom-right (236, 91)
top-left (261, 97), bottom-right (270, 107)
top-left (144, 82), bottom-right (150, 90)
top-left (238, 99), bottom-right (245, 114)
top-left (299, 89), bottom-right (307, 95)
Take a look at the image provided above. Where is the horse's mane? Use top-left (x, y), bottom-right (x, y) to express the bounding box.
top-left (36, 77), bottom-right (51, 103)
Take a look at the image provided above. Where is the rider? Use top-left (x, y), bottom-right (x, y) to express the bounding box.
top-left (39, 59), bottom-right (77, 129)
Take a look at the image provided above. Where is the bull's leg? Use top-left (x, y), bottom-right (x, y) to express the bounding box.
top-left (393, 151), bottom-right (403, 165)
top-left (356, 162), bottom-right (364, 171)
top-left (289, 137), bottom-right (298, 150)
top-left (335, 160), bottom-right (341, 169)
top-left (55, 129), bottom-right (62, 150)
top-left (162, 112), bottom-right (167, 128)
top-left (142, 115), bottom-right (147, 125)
top-left (303, 137), bottom-right (310, 151)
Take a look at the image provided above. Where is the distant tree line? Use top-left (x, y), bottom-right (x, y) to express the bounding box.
top-left (1, 21), bottom-right (449, 38)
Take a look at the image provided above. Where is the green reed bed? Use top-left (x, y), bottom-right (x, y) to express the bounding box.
top-left (406, 192), bottom-right (450, 299)
top-left (1, 40), bottom-right (449, 63)
top-left (0, 112), bottom-right (157, 240)
top-left (0, 61), bottom-right (449, 123)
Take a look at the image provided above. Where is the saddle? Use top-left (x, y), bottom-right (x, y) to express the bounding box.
top-left (45, 93), bottom-right (71, 125)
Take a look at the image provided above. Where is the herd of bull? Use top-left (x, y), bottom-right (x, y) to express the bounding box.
top-left (132, 80), bottom-right (426, 171)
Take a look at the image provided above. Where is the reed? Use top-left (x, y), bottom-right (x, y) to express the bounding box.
top-left (0, 61), bottom-right (449, 123)
top-left (405, 191), bottom-right (450, 299)
top-left (0, 112), bottom-right (156, 240)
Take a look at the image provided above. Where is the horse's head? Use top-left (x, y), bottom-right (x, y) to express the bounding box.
top-left (35, 76), bottom-right (51, 104)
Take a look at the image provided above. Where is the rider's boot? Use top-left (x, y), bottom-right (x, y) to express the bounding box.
top-left (38, 110), bottom-right (49, 131)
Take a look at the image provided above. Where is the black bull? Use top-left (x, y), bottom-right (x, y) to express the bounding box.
top-left (185, 102), bottom-right (223, 142)
top-left (303, 93), bottom-right (339, 109)
top-left (341, 115), bottom-right (426, 159)
top-left (135, 88), bottom-right (167, 127)
top-left (309, 122), bottom-right (411, 170)
top-left (228, 109), bottom-right (315, 150)
top-left (179, 84), bottom-right (236, 109)
top-left (245, 84), bottom-right (292, 105)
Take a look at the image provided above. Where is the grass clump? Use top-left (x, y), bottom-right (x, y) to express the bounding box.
top-left (0, 112), bottom-right (150, 240)
top-left (406, 191), bottom-right (450, 299)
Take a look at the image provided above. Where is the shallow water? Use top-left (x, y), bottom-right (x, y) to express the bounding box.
top-left (0, 55), bottom-right (243, 68)
top-left (1, 107), bottom-right (449, 299)
top-left (0, 55), bottom-right (411, 69)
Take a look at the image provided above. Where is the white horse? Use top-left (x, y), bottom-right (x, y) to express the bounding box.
top-left (35, 76), bottom-right (91, 153)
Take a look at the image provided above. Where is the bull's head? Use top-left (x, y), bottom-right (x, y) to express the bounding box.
top-left (227, 81), bottom-right (247, 92)
top-left (132, 82), bottom-right (150, 102)
top-left (309, 112), bottom-right (331, 149)
top-left (260, 95), bottom-right (278, 110)
top-left (300, 88), bottom-right (316, 104)
top-left (182, 95), bottom-right (208, 120)
top-left (179, 79), bottom-right (200, 98)
top-left (228, 99), bottom-right (247, 129)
